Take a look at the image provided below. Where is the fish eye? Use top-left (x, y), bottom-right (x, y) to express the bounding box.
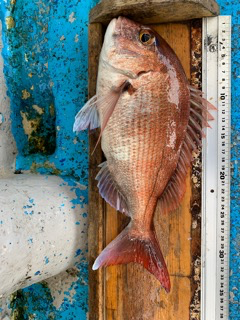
top-left (139, 30), bottom-right (155, 45)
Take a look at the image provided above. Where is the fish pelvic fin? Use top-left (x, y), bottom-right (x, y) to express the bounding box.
top-left (92, 222), bottom-right (171, 293)
top-left (96, 161), bottom-right (129, 216)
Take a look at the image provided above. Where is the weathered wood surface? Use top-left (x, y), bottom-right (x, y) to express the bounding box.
top-left (88, 21), bottom-right (202, 320)
top-left (90, 0), bottom-right (219, 24)
top-left (88, 23), bottom-right (105, 320)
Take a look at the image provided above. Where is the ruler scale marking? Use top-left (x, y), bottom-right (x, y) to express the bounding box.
top-left (201, 16), bottom-right (231, 320)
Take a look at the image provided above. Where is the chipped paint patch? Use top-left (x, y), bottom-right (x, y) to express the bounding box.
top-left (5, 16), bottom-right (15, 29)
top-left (45, 268), bottom-right (79, 309)
top-left (0, 113), bottom-right (4, 125)
top-left (30, 161), bottom-right (61, 175)
top-left (0, 297), bottom-right (11, 319)
top-left (69, 12), bottom-right (76, 23)
top-left (32, 105), bottom-right (44, 115)
top-left (20, 111), bottom-right (40, 138)
top-left (21, 89), bottom-right (31, 100)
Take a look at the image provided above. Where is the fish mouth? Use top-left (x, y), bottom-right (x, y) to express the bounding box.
top-left (104, 18), bottom-right (117, 47)
top-left (104, 17), bottom-right (127, 44)
top-left (114, 16), bottom-right (124, 36)
top-left (107, 16), bottom-right (128, 38)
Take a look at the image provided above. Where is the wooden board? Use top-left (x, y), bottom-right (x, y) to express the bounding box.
top-left (88, 20), bottom-right (202, 320)
top-left (90, 0), bottom-right (219, 24)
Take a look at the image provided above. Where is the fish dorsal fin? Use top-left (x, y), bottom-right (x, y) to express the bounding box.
top-left (73, 95), bottom-right (100, 132)
top-left (96, 161), bottom-right (129, 216)
top-left (158, 85), bottom-right (216, 214)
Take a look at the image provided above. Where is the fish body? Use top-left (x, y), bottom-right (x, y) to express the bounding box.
top-left (74, 17), bottom-right (215, 292)
top-left (99, 17), bottom-right (189, 221)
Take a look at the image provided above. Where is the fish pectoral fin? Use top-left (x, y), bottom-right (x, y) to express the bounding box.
top-left (96, 161), bottom-right (129, 216)
top-left (92, 223), bottom-right (170, 293)
top-left (73, 81), bottom-right (127, 134)
top-left (73, 95), bottom-right (100, 132)
top-left (92, 81), bottom-right (129, 154)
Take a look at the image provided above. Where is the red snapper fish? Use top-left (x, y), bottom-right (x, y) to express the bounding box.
top-left (74, 17), bottom-right (215, 292)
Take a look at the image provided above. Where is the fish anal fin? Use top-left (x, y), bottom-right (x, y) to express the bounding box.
top-left (96, 161), bottom-right (129, 216)
top-left (159, 142), bottom-right (192, 214)
top-left (92, 223), bottom-right (170, 292)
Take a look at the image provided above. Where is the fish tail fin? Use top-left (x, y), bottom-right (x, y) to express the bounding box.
top-left (92, 223), bottom-right (171, 292)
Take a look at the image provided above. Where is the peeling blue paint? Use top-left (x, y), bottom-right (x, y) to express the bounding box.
top-left (9, 264), bottom-right (89, 320)
top-left (10, 284), bottom-right (56, 320)
top-left (75, 249), bottom-right (81, 258)
top-left (0, 0), bottom-right (98, 318)
top-left (44, 257), bottom-right (50, 264)
top-left (0, 0), bottom-right (97, 185)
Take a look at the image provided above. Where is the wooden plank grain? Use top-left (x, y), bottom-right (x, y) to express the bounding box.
top-left (90, 0), bottom-right (219, 24)
top-left (101, 23), bottom-right (193, 320)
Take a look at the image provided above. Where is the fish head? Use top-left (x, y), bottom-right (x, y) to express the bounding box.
top-left (100, 16), bottom-right (186, 80)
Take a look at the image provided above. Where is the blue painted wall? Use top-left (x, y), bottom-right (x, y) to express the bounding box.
top-left (0, 0), bottom-right (98, 318)
top-left (0, 0), bottom-right (239, 319)
top-left (218, 1), bottom-right (240, 319)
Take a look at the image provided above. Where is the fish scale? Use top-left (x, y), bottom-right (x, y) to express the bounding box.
top-left (104, 84), bottom-right (177, 214)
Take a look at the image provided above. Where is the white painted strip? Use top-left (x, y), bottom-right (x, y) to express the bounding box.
top-left (201, 16), bottom-right (231, 320)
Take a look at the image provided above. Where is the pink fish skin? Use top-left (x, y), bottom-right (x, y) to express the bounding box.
top-left (74, 17), bottom-right (215, 292)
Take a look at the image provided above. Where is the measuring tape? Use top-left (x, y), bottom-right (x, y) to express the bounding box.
top-left (202, 16), bottom-right (231, 320)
